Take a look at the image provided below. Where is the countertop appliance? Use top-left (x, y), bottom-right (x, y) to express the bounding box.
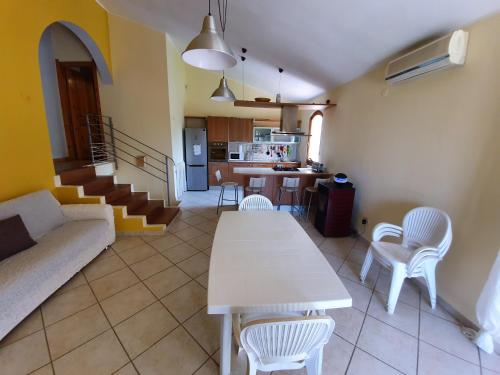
top-left (208, 142), bottom-right (228, 162)
top-left (228, 145), bottom-right (244, 161)
top-left (184, 128), bottom-right (208, 191)
top-left (315, 182), bottom-right (355, 237)
top-left (273, 165), bottom-right (300, 172)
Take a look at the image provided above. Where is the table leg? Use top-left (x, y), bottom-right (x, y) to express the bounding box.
top-left (220, 313), bottom-right (232, 375)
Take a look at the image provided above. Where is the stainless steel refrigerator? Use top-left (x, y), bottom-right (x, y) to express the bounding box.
top-left (184, 128), bottom-right (208, 191)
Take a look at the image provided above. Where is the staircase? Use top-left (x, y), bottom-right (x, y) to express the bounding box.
top-left (56, 165), bottom-right (179, 234)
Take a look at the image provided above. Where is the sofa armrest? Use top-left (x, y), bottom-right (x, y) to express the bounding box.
top-left (61, 204), bottom-right (115, 245)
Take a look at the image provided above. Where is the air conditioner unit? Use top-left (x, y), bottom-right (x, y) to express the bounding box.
top-left (385, 29), bottom-right (469, 84)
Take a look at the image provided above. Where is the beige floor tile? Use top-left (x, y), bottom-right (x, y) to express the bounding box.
top-left (483, 369), bottom-right (500, 375)
top-left (187, 234), bottom-right (214, 251)
top-left (368, 292), bottom-right (419, 337)
top-left (420, 295), bottom-right (459, 324)
top-left (339, 260), bottom-right (380, 289)
top-left (195, 272), bottom-right (209, 289)
top-left (419, 341), bottom-right (481, 375)
top-left (323, 252), bottom-right (345, 271)
top-left (194, 359), bottom-right (219, 375)
top-left (46, 304), bottom-right (109, 359)
top-left (130, 253), bottom-right (173, 280)
top-left (42, 284), bottom-right (97, 326)
top-left (182, 215), bottom-right (209, 226)
top-left (375, 269), bottom-right (421, 309)
top-left (144, 266), bottom-right (191, 298)
top-left (141, 234), bottom-right (163, 243)
top-left (89, 267), bottom-right (140, 301)
top-left (346, 247), bottom-right (368, 265)
top-left (114, 363), bottom-right (138, 375)
top-left (31, 364), bottom-right (54, 375)
top-left (93, 246), bottom-right (116, 262)
top-left (347, 348), bottom-right (400, 375)
top-left (149, 234), bottom-right (184, 252)
top-left (175, 226), bottom-right (205, 241)
top-left (134, 327), bottom-right (208, 375)
top-left (52, 330), bottom-right (128, 375)
top-left (161, 242), bottom-right (199, 263)
top-left (119, 243), bottom-right (158, 265)
top-left (480, 350), bottom-right (500, 373)
top-left (177, 253), bottom-right (210, 278)
top-left (319, 237), bottom-right (354, 259)
top-left (420, 312), bottom-right (479, 365)
top-left (167, 219), bottom-right (192, 233)
top-left (203, 247), bottom-right (212, 256)
top-left (0, 330), bottom-right (50, 375)
top-left (340, 276), bottom-right (373, 312)
top-left (194, 221), bottom-right (217, 235)
top-left (112, 236), bottom-right (145, 253)
top-left (322, 334), bottom-right (354, 375)
top-left (327, 307), bottom-right (364, 344)
top-left (101, 283), bottom-right (156, 326)
top-left (83, 255), bottom-right (127, 281)
top-left (0, 309), bottom-right (43, 348)
top-left (53, 272), bottom-right (88, 297)
top-left (184, 309), bottom-right (220, 355)
top-left (115, 302), bottom-right (178, 359)
top-left (357, 316), bottom-right (418, 374)
top-left (161, 281), bottom-right (207, 322)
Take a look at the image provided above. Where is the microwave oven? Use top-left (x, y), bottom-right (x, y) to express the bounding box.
top-left (228, 152), bottom-right (244, 161)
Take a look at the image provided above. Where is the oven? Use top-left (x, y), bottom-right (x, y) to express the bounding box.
top-left (208, 142), bottom-right (228, 162)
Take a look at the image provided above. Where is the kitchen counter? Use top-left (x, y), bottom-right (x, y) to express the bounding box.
top-left (233, 167), bottom-right (324, 175)
top-left (228, 160), bottom-right (299, 163)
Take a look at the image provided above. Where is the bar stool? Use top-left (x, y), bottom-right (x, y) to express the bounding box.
top-left (215, 170), bottom-right (238, 214)
top-left (277, 177), bottom-right (300, 213)
top-left (302, 178), bottom-right (331, 220)
top-left (244, 177), bottom-right (266, 195)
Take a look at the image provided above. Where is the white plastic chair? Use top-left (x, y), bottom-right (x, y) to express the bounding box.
top-left (239, 315), bottom-right (335, 375)
top-left (360, 207), bottom-right (452, 314)
top-left (239, 194), bottom-right (273, 211)
top-left (245, 177), bottom-right (266, 194)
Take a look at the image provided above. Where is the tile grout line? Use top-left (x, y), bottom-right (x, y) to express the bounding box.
top-left (416, 281), bottom-right (422, 374)
top-left (39, 307), bottom-right (56, 375)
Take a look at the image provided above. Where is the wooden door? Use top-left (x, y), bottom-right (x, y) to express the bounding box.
top-left (207, 117), bottom-right (229, 142)
top-left (228, 118), bottom-right (253, 142)
top-left (56, 61), bottom-right (101, 161)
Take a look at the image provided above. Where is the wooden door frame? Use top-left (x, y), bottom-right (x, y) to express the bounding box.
top-left (55, 60), bottom-right (102, 160)
top-left (306, 110), bottom-right (323, 163)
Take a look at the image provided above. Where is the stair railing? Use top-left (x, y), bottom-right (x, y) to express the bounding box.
top-left (85, 114), bottom-right (175, 206)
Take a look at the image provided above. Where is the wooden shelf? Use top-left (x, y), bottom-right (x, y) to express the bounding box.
top-left (234, 100), bottom-right (336, 110)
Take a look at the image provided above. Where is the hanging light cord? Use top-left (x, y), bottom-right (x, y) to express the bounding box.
top-left (217, 0), bottom-right (229, 38)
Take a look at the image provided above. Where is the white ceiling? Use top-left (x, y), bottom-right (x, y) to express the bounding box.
top-left (98, 0), bottom-right (500, 101)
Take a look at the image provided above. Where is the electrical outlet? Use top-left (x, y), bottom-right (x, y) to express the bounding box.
top-left (361, 217), bottom-right (368, 225)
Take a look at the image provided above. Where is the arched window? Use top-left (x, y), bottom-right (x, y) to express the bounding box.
top-left (307, 111), bottom-right (323, 162)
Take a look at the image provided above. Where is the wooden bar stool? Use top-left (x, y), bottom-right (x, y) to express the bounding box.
top-left (245, 177), bottom-right (266, 195)
top-left (277, 177), bottom-right (300, 213)
top-left (216, 170), bottom-right (238, 214)
top-left (302, 177), bottom-right (331, 220)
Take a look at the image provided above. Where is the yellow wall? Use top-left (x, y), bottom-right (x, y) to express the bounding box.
top-left (0, 0), bottom-right (111, 201)
top-left (315, 14), bottom-right (500, 323)
top-left (184, 65), bottom-right (281, 120)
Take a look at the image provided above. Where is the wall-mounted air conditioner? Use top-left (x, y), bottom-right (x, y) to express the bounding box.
top-left (385, 29), bottom-right (469, 84)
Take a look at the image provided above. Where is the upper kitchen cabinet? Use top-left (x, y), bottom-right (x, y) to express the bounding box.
top-left (228, 118), bottom-right (253, 142)
top-left (207, 117), bottom-right (229, 142)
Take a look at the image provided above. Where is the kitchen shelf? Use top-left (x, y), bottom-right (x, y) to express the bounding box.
top-left (234, 100), bottom-right (336, 110)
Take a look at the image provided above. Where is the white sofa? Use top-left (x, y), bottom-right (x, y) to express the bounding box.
top-left (0, 190), bottom-right (115, 340)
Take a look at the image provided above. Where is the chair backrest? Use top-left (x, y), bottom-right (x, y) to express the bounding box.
top-left (240, 316), bottom-right (334, 368)
top-left (282, 177), bottom-right (300, 189)
top-left (402, 207), bottom-right (452, 258)
top-left (215, 170), bottom-right (222, 182)
top-left (314, 178), bottom-right (331, 188)
top-left (249, 177), bottom-right (266, 188)
top-left (239, 194), bottom-right (273, 211)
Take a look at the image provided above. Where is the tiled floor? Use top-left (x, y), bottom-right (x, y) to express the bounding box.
top-left (1, 188), bottom-right (498, 375)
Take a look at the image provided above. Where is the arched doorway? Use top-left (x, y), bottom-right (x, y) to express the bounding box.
top-left (38, 21), bottom-right (112, 172)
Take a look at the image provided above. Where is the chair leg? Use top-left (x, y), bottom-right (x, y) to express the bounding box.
top-left (217, 187), bottom-right (223, 215)
top-left (247, 359), bottom-right (257, 375)
top-left (423, 262), bottom-right (437, 309)
top-left (305, 347), bottom-right (323, 375)
top-left (359, 248), bottom-right (373, 282)
top-left (277, 189), bottom-right (282, 211)
top-left (387, 265), bottom-right (405, 314)
top-left (307, 191), bottom-right (314, 221)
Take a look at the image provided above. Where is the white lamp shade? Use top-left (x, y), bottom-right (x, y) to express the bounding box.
top-left (211, 77), bottom-right (236, 102)
top-left (182, 15), bottom-right (237, 70)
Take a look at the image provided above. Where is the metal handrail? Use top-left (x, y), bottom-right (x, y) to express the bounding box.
top-left (85, 114), bottom-right (174, 206)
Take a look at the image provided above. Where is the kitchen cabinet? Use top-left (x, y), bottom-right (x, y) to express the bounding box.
top-left (315, 182), bottom-right (355, 237)
top-left (208, 162), bottom-right (229, 186)
top-left (228, 162), bottom-right (247, 185)
top-left (228, 118), bottom-right (253, 142)
top-left (207, 117), bottom-right (229, 142)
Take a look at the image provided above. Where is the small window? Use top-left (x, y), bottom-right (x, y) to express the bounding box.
top-left (307, 111), bottom-right (323, 162)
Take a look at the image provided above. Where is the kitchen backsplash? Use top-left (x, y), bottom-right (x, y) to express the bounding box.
top-left (229, 142), bottom-right (298, 162)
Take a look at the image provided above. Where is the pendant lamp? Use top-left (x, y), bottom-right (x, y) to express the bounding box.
top-left (182, 0), bottom-right (236, 70)
top-left (211, 74), bottom-right (236, 102)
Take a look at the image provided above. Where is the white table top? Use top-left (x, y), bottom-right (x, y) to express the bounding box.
top-left (232, 167), bottom-right (325, 175)
top-left (207, 211), bottom-right (352, 314)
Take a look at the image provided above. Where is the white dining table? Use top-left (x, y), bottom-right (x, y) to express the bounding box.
top-left (208, 211), bottom-right (352, 375)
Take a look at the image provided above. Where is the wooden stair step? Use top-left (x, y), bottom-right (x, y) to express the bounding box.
top-left (110, 192), bottom-right (149, 212)
top-left (90, 184), bottom-right (132, 203)
top-left (59, 166), bottom-right (96, 185)
top-left (129, 200), bottom-right (165, 220)
top-left (82, 176), bottom-right (115, 195)
top-left (148, 207), bottom-right (180, 226)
